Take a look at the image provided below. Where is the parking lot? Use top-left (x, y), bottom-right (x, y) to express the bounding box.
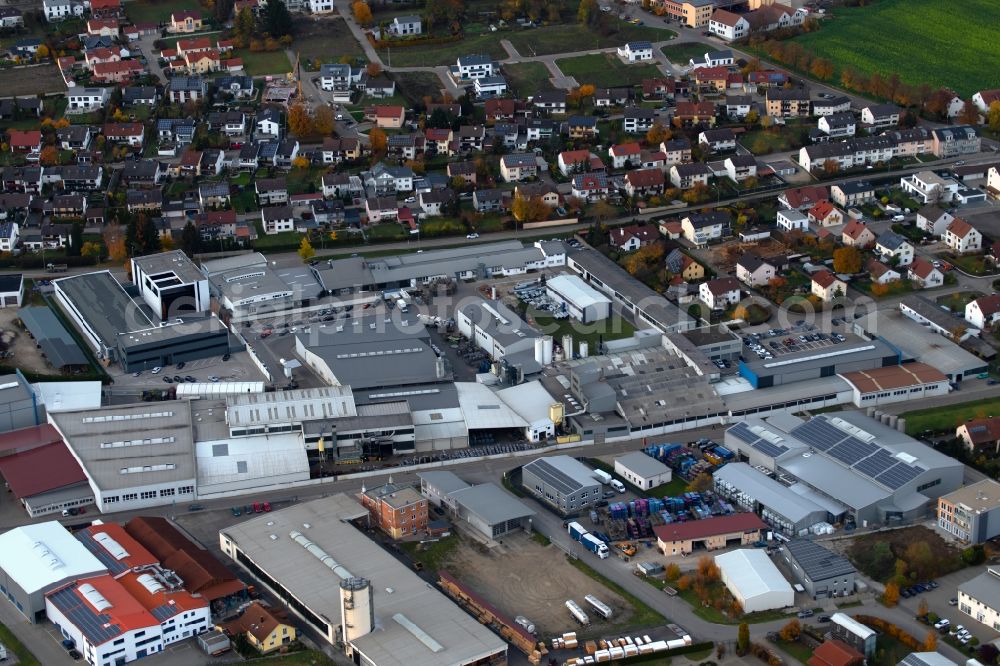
top-left (741, 322), bottom-right (848, 360)
top-left (109, 350), bottom-right (266, 389)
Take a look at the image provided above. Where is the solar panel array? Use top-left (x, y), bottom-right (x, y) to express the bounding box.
top-left (526, 459), bottom-right (588, 494)
top-left (791, 417), bottom-right (926, 491)
top-left (150, 604), bottom-right (178, 622)
top-left (75, 532), bottom-right (128, 575)
top-left (48, 586), bottom-right (123, 645)
top-left (728, 421), bottom-right (789, 458)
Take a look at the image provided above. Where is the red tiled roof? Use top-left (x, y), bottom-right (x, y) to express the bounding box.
top-left (961, 417), bottom-right (1000, 445)
top-left (374, 105), bottom-right (404, 118)
top-left (7, 129), bottom-right (41, 147)
top-left (841, 219), bottom-right (870, 241)
top-left (60, 575), bottom-right (158, 640)
top-left (694, 66), bottom-right (729, 82)
top-left (809, 199), bottom-right (838, 221)
top-left (0, 441), bottom-right (87, 498)
top-left (978, 90), bottom-right (1000, 106)
top-left (90, 0), bottom-right (120, 9)
top-left (908, 257), bottom-right (937, 280)
top-left (172, 9), bottom-right (201, 20)
top-left (625, 168), bottom-right (664, 188)
top-left (812, 269), bottom-right (840, 288)
top-left (808, 640), bottom-right (864, 666)
top-left (782, 185), bottom-right (828, 208)
top-left (675, 101), bottom-right (715, 116)
top-left (973, 294), bottom-right (1000, 318)
top-left (93, 60), bottom-right (143, 76)
top-left (560, 149), bottom-right (590, 163)
top-left (222, 601), bottom-right (288, 643)
top-left (176, 37), bottom-right (211, 52)
top-left (0, 424), bottom-right (62, 454)
top-left (710, 8), bottom-right (743, 27)
top-left (946, 216), bottom-right (976, 239)
top-left (611, 142), bottom-right (641, 156)
top-left (705, 276), bottom-right (741, 295)
top-left (653, 513), bottom-right (765, 543)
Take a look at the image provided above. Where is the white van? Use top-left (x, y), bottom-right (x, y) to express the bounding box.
top-left (610, 479), bottom-right (626, 494)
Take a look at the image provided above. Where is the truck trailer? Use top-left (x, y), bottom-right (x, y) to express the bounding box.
top-left (593, 469), bottom-right (612, 485)
top-left (581, 533), bottom-right (610, 559)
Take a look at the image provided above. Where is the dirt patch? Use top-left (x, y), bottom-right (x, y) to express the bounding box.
top-left (0, 64), bottom-right (66, 96)
top-left (0, 307), bottom-right (55, 374)
top-left (845, 525), bottom-right (963, 583)
top-left (707, 238), bottom-right (790, 274)
top-left (441, 534), bottom-right (633, 638)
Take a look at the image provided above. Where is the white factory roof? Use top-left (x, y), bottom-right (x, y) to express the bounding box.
top-left (32, 381), bottom-right (102, 413)
top-left (195, 432), bottom-right (310, 492)
top-left (175, 382), bottom-right (265, 398)
top-left (715, 549), bottom-right (794, 601)
top-left (546, 274), bottom-right (612, 309)
top-left (495, 380), bottom-right (557, 425)
top-left (455, 382), bottom-right (527, 430)
top-left (220, 494), bottom-right (507, 666)
top-left (831, 612), bottom-right (876, 640)
top-left (0, 522), bottom-right (106, 594)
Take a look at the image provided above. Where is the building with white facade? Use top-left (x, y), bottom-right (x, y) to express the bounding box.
top-left (715, 549), bottom-right (794, 612)
top-left (617, 41), bottom-right (653, 63)
top-left (131, 251), bottom-right (210, 320)
top-left (455, 54), bottom-right (497, 80)
top-left (958, 566), bottom-right (1000, 631)
top-left (545, 274), bottom-right (612, 323)
top-left (614, 451), bottom-right (672, 490)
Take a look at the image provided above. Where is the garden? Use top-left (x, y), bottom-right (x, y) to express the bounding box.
top-left (503, 62), bottom-right (554, 96)
top-left (555, 53), bottom-right (663, 88)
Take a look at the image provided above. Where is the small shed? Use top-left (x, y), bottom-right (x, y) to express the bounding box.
top-left (613, 451), bottom-right (672, 490)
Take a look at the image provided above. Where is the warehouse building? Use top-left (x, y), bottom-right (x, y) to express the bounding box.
top-left (17, 306), bottom-right (91, 371)
top-left (0, 370), bottom-right (43, 433)
top-left (957, 566), bottom-right (1000, 631)
top-left (545, 274), bottom-right (612, 323)
top-left (715, 549), bottom-right (794, 613)
top-left (614, 451), bottom-right (672, 490)
top-left (447, 482), bottom-right (536, 540)
top-left (456, 298), bottom-right (540, 363)
top-left (714, 462), bottom-right (829, 536)
top-left (204, 253), bottom-right (322, 322)
top-left (653, 512), bottom-right (766, 556)
top-left (116, 316), bottom-right (232, 372)
top-left (738, 334), bottom-right (900, 389)
top-left (495, 380), bottom-right (559, 442)
top-left (724, 412), bottom-right (963, 528)
top-left (131, 250), bottom-right (210, 319)
top-left (521, 455), bottom-right (602, 514)
top-left (0, 521), bottom-right (107, 622)
top-left (780, 539), bottom-right (857, 599)
top-left (0, 434), bottom-right (94, 517)
top-left (219, 494), bottom-right (508, 664)
top-left (830, 612), bottom-right (876, 659)
top-left (48, 402), bottom-right (197, 513)
top-left (838, 362), bottom-right (949, 407)
top-left (937, 479), bottom-right (1000, 544)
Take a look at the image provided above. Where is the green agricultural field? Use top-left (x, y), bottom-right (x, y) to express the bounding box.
top-left (555, 53), bottom-right (663, 88)
top-left (125, 0), bottom-right (202, 25)
top-left (659, 41), bottom-right (712, 66)
top-left (793, 0), bottom-right (1000, 97)
top-left (506, 23), bottom-right (675, 57)
top-left (503, 61), bottom-right (554, 96)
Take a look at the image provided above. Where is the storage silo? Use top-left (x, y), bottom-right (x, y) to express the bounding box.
top-left (340, 577), bottom-right (374, 645)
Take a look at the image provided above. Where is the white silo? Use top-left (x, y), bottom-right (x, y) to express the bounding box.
top-left (340, 577), bottom-right (374, 645)
top-left (579, 341), bottom-right (589, 358)
top-left (534, 337), bottom-right (546, 365)
top-left (562, 334), bottom-right (574, 360)
top-left (542, 335), bottom-right (553, 365)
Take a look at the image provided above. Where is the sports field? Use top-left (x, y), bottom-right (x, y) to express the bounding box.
top-left (794, 0), bottom-right (1000, 97)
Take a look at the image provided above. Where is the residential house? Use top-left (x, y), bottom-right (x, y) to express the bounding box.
top-left (0, 222), bottom-right (19, 252)
top-left (0, 7), bottom-right (24, 28)
top-left (256, 178), bottom-right (288, 206)
top-left (57, 125), bottom-right (93, 151)
top-left (779, 185), bottom-right (829, 211)
top-left (874, 231), bottom-right (914, 266)
top-left (455, 54), bottom-right (497, 80)
top-left (571, 172), bottom-right (609, 202)
top-left (389, 15), bottom-right (421, 35)
top-left (944, 217), bottom-right (982, 254)
top-left (120, 159), bottom-right (161, 186)
top-left (102, 122), bottom-right (144, 148)
top-left (309, 0), bottom-right (334, 13)
top-left (744, 4), bottom-right (805, 33)
top-left (867, 258), bottom-right (900, 285)
top-left (558, 149), bottom-right (596, 177)
top-left (221, 602), bottom-right (296, 654)
top-left (58, 165), bottom-right (103, 191)
top-left (86, 18), bottom-right (119, 37)
top-left (860, 103), bottom-right (900, 130)
top-left (169, 10), bottom-right (202, 33)
top-left (670, 162), bottom-right (712, 190)
top-left (532, 91), bottom-right (567, 115)
top-left (473, 188), bottom-right (506, 213)
top-left (372, 105), bottom-right (405, 129)
top-left (811, 270), bottom-right (846, 301)
top-left (811, 96), bottom-right (852, 117)
top-left (725, 95), bottom-right (752, 119)
top-left (973, 90), bottom-right (1000, 115)
top-left (366, 163), bottom-right (414, 193)
top-left (744, 69), bottom-right (788, 92)
top-left (689, 49), bottom-right (734, 69)
top-left (885, 127), bottom-right (933, 157)
top-left (807, 200), bottom-right (843, 227)
top-left (931, 126), bottom-right (981, 158)
top-left (682, 211), bottom-right (729, 246)
top-left (617, 41), bottom-right (653, 63)
top-left (609, 143), bottom-right (642, 170)
top-left (126, 188), bottom-right (163, 212)
top-left (830, 180), bottom-right (874, 208)
top-left (699, 128), bottom-right (737, 153)
top-left (474, 75), bottom-right (507, 98)
top-left (624, 168), bottom-right (665, 198)
top-left (708, 9), bottom-right (749, 41)
top-left (91, 59), bottom-right (143, 83)
top-left (565, 116), bottom-right (598, 140)
top-left (484, 99), bottom-right (519, 121)
top-left (908, 257), bottom-right (943, 289)
top-left (43, 0), bottom-right (77, 21)
top-left (272, 139), bottom-right (300, 168)
top-left (841, 219), bottom-right (875, 248)
top-left (423, 129), bottom-right (453, 156)
top-left (699, 277), bottom-right (741, 309)
top-left (660, 138), bottom-right (692, 165)
top-left (916, 205), bottom-right (955, 236)
top-left (261, 205), bottom-right (294, 234)
top-left (8, 130), bottom-right (42, 154)
top-left (167, 76), bottom-right (207, 103)
top-left (500, 153), bottom-right (538, 182)
top-left (319, 63), bottom-right (361, 92)
top-left (321, 173), bottom-right (363, 200)
top-left (418, 188), bottom-right (454, 217)
top-left (818, 112), bottom-right (856, 139)
top-left (665, 248), bottom-right (704, 281)
top-left (736, 252), bottom-right (780, 287)
top-left (122, 86), bottom-right (158, 106)
top-left (766, 88), bottom-right (810, 118)
top-left (365, 196), bottom-right (398, 223)
top-left (387, 134), bottom-right (424, 161)
top-left (673, 101), bottom-right (716, 127)
top-left (642, 77), bottom-right (681, 100)
top-left (638, 149), bottom-right (667, 170)
top-left (725, 155), bottom-right (757, 182)
top-left (623, 107), bottom-right (655, 134)
top-left (515, 182), bottom-right (559, 209)
top-left (798, 136), bottom-right (897, 174)
top-left (693, 66), bottom-right (730, 93)
top-left (609, 224), bottom-right (658, 252)
top-left (594, 87), bottom-right (633, 108)
top-left (988, 166), bottom-right (1000, 200)
top-left (447, 161), bottom-right (477, 186)
top-left (198, 182), bottom-right (230, 208)
top-left (966, 294), bottom-right (1000, 330)
top-left (208, 111), bottom-right (247, 137)
top-left (900, 170), bottom-right (960, 205)
top-left (48, 193), bottom-right (86, 217)
top-left (776, 209), bottom-right (809, 233)
top-left (256, 109), bottom-right (282, 139)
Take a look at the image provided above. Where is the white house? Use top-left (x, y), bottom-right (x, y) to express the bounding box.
top-left (944, 217), bottom-right (982, 254)
top-left (988, 165), bottom-right (1000, 198)
top-left (708, 9), bottom-right (748, 41)
top-left (609, 142), bottom-right (641, 169)
top-left (309, 0), bottom-right (334, 12)
top-left (455, 54), bottom-right (496, 80)
top-left (776, 209), bottom-right (809, 232)
top-left (908, 258), bottom-right (943, 289)
top-left (698, 128), bottom-right (736, 153)
top-left (43, 0), bottom-right (80, 21)
top-left (261, 205), bottom-right (294, 234)
top-left (474, 75), bottom-right (507, 98)
top-left (0, 273), bottom-right (23, 307)
top-left (874, 231), bottom-right (914, 266)
top-left (617, 41), bottom-right (653, 63)
top-left (682, 211), bottom-right (728, 246)
top-left (867, 259), bottom-right (901, 285)
top-left (699, 277), bottom-right (742, 310)
top-left (614, 452), bottom-right (671, 491)
top-left (818, 112), bottom-right (856, 138)
top-left (67, 87), bottom-right (111, 113)
top-left (915, 205), bottom-right (954, 237)
top-left (736, 253), bottom-right (779, 287)
top-left (860, 103), bottom-right (901, 129)
top-left (966, 294), bottom-right (1000, 330)
top-left (0, 222), bottom-right (19, 252)
top-left (389, 14), bottom-right (421, 34)
top-left (724, 155), bottom-right (757, 182)
top-left (318, 63), bottom-right (361, 92)
top-left (900, 170), bottom-right (960, 205)
top-left (689, 49), bottom-right (734, 69)
top-left (811, 270), bottom-right (846, 302)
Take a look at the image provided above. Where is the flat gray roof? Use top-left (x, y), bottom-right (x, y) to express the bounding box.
top-left (49, 401), bottom-right (196, 491)
top-left (132, 250), bottom-right (204, 284)
top-left (199, 252), bottom-right (268, 277)
top-left (118, 316), bottom-right (227, 350)
top-left (779, 451), bottom-right (889, 510)
top-left (739, 336), bottom-right (896, 376)
top-left (715, 462), bottom-right (825, 523)
top-left (783, 539), bottom-right (856, 581)
top-left (615, 451), bottom-right (671, 480)
top-left (221, 495), bottom-right (507, 666)
top-left (210, 265), bottom-right (293, 304)
top-left (17, 306), bottom-right (89, 368)
top-left (55, 271), bottom-right (153, 347)
top-left (367, 240), bottom-right (546, 285)
top-left (872, 310), bottom-right (986, 376)
top-left (523, 455), bottom-right (599, 493)
top-left (958, 567), bottom-right (1000, 611)
top-left (417, 471), bottom-right (471, 495)
top-left (458, 299), bottom-right (539, 348)
top-left (275, 267), bottom-right (323, 301)
top-left (448, 483), bottom-right (535, 525)
top-left (313, 256), bottom-right (371, 292)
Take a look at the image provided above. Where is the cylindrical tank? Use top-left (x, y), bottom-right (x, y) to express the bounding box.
top-left (579, 341), bottom-right (589, 358)
top-left (340, 577), bottom-right (374, 644)
top-left (542, 335), bottom-right (553, 365)
top-left (562, 334), bottom-right (574, 360)
top-left (534, 337), bottom-right (545, 365)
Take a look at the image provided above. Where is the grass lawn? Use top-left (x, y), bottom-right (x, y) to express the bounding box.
top-left (793, 0), bottom-right (1000, 97)
top-left (944, 254), bottom-right (998, 276)
top-left (377, 32), bottom-right (507, 67)
top-left (677, 588), bottom-right (792, 624)
top-left (253, 229), bottom-right (302, 251)
top-left (125, 0), bottom-right (199, 24)
top-left (294, 17), bottom-right (361, 64)
top-left (528, 311), bottom-right (636, 351)
top-left (0, 64), bottom-right (66, 96)
top-left (659, 42), bottom-right (712, 65)
top-left (368, 224), bottom-right (409, 241)
top-left (0, 622), bottom-right (41, 666)
top-left (740, 127), bottom-right (805, 155)
top-left (400, 534), bottom-right (460, 574)
top-left (774, 639), bottom-right (814, 665)
top-left (233, 49), bottom-right (292, 76)
top-left (231, 188), bottom-right (258, 214)
top-left (392, 71), bottom-right (445, 105)
top-left (249, 650), bottom-right (337, 665)
top-left (902, 396), bottom-right (1000, 436)
top-left (506, 22), bottom-right (674, 57)
top-left (503, 61), bottom-right (554, 96)
top-left (556, 53), bottom-right (663, 88)
top-left (286, 166), bottom-right (326, 195)
top-left (936, 290), bottom-right (983, 313)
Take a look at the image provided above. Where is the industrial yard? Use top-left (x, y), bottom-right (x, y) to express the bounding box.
top-left (440, 533), bottom-right (634, 638)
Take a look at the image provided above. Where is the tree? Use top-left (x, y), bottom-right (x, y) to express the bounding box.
top-left (665, 563), bottom-right (681, 582)
top-left (959, 99), bottom-right (979, 125)
top-left (369, 128), bottom-right (387, 155)
top-left (215, 0), bottom-right (235, 23)
top-left (366, 62), bottom-right (382, 78)
top-left (298, 236), bottom-right (315, 262)
top-left (38, 145), bottom-right (60, 166)
top-left (291, 155), bottom-right (310, 169)
top-left (778, 619), bottom-right (801, 642)
top-left (591, 200), bottom-right (616, 222)
top-left (578, 83), bottom-right (595, 99)
top-left (352, 0), bottom-right (373, 24)
top-left (645, 122), bottom-right (672, 146)
top-left (313, 105), bottom-right (335, 136)
top-left (621, 243), bottom-right (664, 277)
top-left (833, 246), bottom-right (863, 273)
top-left (126, 215), bottom-right (161, 256)
top-left (577, 0), bottom-right (598, 25)
top-left (917, 598), bottom-right (929, 618)
top-left (810, 58), bottom-right (834, 80)
top-left (511, 193), bottom-right (551, 223)
top-left (263, 0), bottom-right (293, 36)
top-left (103, 226), bottom-right (127, 263)
top-left (822, 159), bottom-right (840, 176)
top-left (36, 44), bottom-right (50, 59)
top-left (67, 221), bottom-right (83, 256)
top-left (737, 623), bottom-right (750, 655)
top-left (686, 472), bottom-right (713, 493)
top-left (978, 644), bottom-right (999, 665)
top-left (288, 102), bottom-right (313, 137)
top-left (924, 630), bottom-right (937, 652)
top-left (882, 581), bottom-right (900, 607)
top-left (988, 101), bottom-right (1000, 134)
top-left (161, 234), bottom-right (175, 251)
top-left (81, 241), bottom-right (103, 260)
top-left (181, 221), bottom-right (201, 257)
top-left (235, 7), bottom-right (256, 37)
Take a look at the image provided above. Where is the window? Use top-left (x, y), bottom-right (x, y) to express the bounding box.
top-left (159, 488), bottom-right (175, 497)
top-left (140, 491), bottom-right (157, 500)
top-left (178, 486), bottom-right (194, 494)
top-left (123, 493), bottom-right (138, 501)
top-left (105, 495), bottom-right (120, 504)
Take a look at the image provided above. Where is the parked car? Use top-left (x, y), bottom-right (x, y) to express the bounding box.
top-left (187, 504), bottom-right (204, 511)
top-left (263, 501), bottom-right (272, 512)
top-left (162, 377), bottom-right (173, 384)
top-left (466, 232), bottom-right (480, 239)
top-left (69, 649), bottom-right (82, 660)
top-left (253, 502), bottom-right (262, 513)
top-left (151, 366), bottom-right (162, 374)
top-left (949, 598), bottom-right (958, 606)
top-left (231, 506), bottom-right (242, 517)
top-left (176, 361), bottom-right (185, 369)
top-left (797, 610), bottom-right (814, 618)
top-left (222, 353), bottom-right (231, 361)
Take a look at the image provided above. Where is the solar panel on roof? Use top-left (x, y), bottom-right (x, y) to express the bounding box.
top-left (853, 451), bottom-right (896, 479)
top-left (48, 587), bottom-right (123, 645)
top-left (791, 419), bottom-right (846, 451)
top-left (527, 460), bottom-right (584, 494)
top-left (729, 422), bottom-right (758, 444)
top-left (752, 439), bottom-right (788, 458)
top-left (150, 604), bottom-right (177, 622)
top-left (828, 437), bottom-right (878, 466)
top-left (876, 463), bottom-right (923, 490)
